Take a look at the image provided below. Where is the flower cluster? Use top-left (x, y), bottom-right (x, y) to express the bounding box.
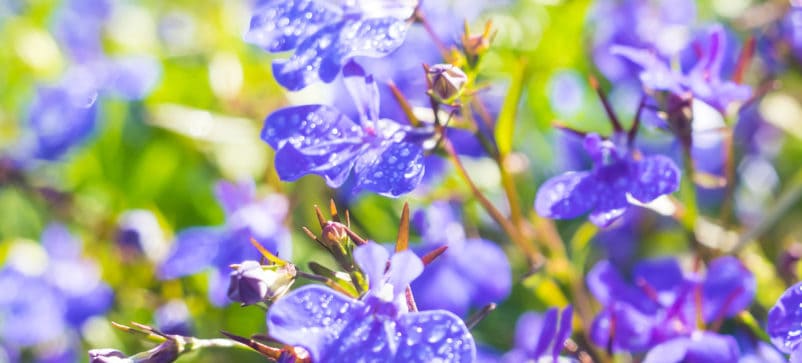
top-left (2, 0), bottom-right (800, 363)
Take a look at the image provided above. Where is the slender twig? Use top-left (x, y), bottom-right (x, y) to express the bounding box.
top-left (413, 8), bottom-right (450, 59)
top-left (442, 138), bottom-right (542, 265)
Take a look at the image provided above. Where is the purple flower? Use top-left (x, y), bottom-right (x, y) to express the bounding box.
top-left (0, 224), bottom-right (112, 356)
top-left (587, 256), bottom-right (755, 354)
top-left (410, 201), bottom-right (512, 317)
top-left (245, 0), bottom-right (416, 91)
top-left (768, 281), bottom-right (802, 355)
top-left (588, 0), bottom-right (696, 83)
top-left (642, 331), bottom-right (739, 363)
top-left (154, 300), bottom-right (193, 337)
top-left (21, 85), bottom-right (98, 161)
top-left (501, 306), bottom-right (574, 363)
top-left (535, 133), bottom-right (680, 227)
top-left (262, 61), bottom-right (428, 197)
top-left (158, 180), bottom-right (292, 306)
top-left (612, 24), bottom-right (752, 113)
top-left (266, 242), bottom-right (476, 362)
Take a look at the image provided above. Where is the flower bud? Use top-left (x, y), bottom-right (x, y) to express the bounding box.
top-left (321, 221), bottom-right (349, 247)
top-left (227, 260), bottom-right (296, 305)
top-left (427, 64), bottom-right (468, 104)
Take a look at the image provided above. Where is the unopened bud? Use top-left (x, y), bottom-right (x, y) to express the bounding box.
top-left (227, 260), bottom-right (296, 305)
top-left (427, 64), bottom-right (468, 104)
top-left (321, 222), bottom-right (349, 247)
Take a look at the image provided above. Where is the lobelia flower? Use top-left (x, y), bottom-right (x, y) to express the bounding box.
top-left (409, 201), bottom-right (512, 317)
top-left (500, 306), bottom-right (575, 363)
top-left (767, 281), bottom-right (802, 360)
top-left (586, 256), bottom-right (755, 357)
top-left (155, 300), bottom-right (193, 337)
top-left (0, 224), bottom-right (113, 360)
top-left (535, 133), bottom-right (680, 227)
top-left (262, 61), bottom-right (430, 197)
top-left (158, 180), bottom-right (292, 306)
top-left (245, 0), bottom-right (417, 91)
top-left (611, 24), bottom-right (752, 114)
top-left (588, 0), bottom-right (697, 83)
top-left (266, 242), bottom-right (476, 362)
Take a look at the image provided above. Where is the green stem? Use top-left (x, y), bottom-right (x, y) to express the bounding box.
top-left (679, 148), bottom-right (700, 231)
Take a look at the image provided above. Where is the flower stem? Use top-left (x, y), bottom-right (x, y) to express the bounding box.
top-left (442, 138), bottom-right (543, 265)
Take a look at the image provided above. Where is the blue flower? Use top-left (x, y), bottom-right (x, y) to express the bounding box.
top-left (587, 256), bottom-right (755, 354)
top-left (159, 180), bottom-right (292, 306)
top-left (641, 331), bottom-right (739, 363)
top-left (767, 281), bottom-right (802, 356)
top-left (612, 24), bottom-right (752, 113)
top-left (500, 306), bottom-right (574, 363)
top-left (410, 201), bottom-right (512, 317)
top-left (266, 242), bottom-right (476, 362)
top-left (245, 0), bottom-right (417, 91)
top-left (21, 84), bottom-right (98, 161)
top-left (535, 133), bottom-right (680, 227)
top-left (0, 224), bottom-right (113, 359)
top-left (262, 61), bottom-right (428, 197)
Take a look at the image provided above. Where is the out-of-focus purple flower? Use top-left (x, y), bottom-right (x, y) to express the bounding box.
top-left (410, 201), bottom-right (511, 317)
top-left (535, 133), bottom-right (680, 227)
top-left (0, 224), bottom-right (113, 359)
top-left (245, 0), bottom-right (417, 91)
top-left (116, 209), bottom-right (168, 263)
top-left (612, 25), bottom-right (752, 113)
top-left (587, 256), bottom-right (755, 354)
top-left (548, 70), bottom-right (585, 119)
top-left (155, 300), bottom-right (192, 337)
top-left (501, 306), bottom-right (574, 363)
top-left (158, 180), bottom-right (292, 306)
top-left (642, 331), bottom-right (739, 363)
top-left (266, 242), bottom-right (476, 362)
top-left (262, 61), bottom-right (429, 197)
top-left (588, 0), bottom-right (696, 83)
top-left (20, 85), bottom-right (98, 161)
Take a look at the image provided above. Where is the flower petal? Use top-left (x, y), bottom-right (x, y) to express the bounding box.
top-left (343, 60), bottom-right (380, 124)
top-left (354, 141), bottom-right (425, 197)
top-left (629, 155), bottom-right (681, 203)
top-left (553, 305), bottom-right (574, 360)
top-left (533, 308), bottom-right (559, 359)
top-left (534, 171), bottom-right (596, 219)
top-left (642, 337), bottom-right (690, 363)
top-left (267, 285), bottom-right (364, 361)
top-left (684, 332), bottom-right (739, 363)
top-left (387, 250), bottom-right (423, 296)
top-left (701, 256), bottom-right (755, 323)
top-left (263, 105), bottom-right (365, 186)
top-left (158, 227), bottom-right (224, 279)
top-left (214, 180), bottom-right (256, 216)
top-left (454, 239), bottom-right (512, 308)
top-left (271, 21), bottom-right (346, 90)
top-left (395, 310), bottom-right (477, 363)
top-left (354, 242), bottom-right (390, 292)
top-left (633, 258), bottom-right (685, 307)
top-left (767, 282), bottom-right (802, 353)
top-left (244, 0), bottom-right (341, 52)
